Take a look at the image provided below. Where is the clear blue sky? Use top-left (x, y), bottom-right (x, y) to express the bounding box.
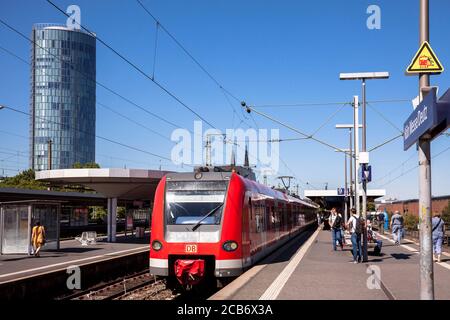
top-left (0, 0), bottom-right (449, 200)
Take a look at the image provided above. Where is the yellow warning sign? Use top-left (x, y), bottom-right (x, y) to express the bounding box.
top-left (406, 41), bottom-right (444, 74)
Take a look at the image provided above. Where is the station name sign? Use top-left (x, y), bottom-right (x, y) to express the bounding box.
top-left (404, 88), bottom-right (450, 150)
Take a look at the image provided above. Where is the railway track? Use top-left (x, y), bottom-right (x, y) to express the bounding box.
top-left (60, 271), bottom-right (177, 300)
top-left (59, 269), bottom-right (220, 300)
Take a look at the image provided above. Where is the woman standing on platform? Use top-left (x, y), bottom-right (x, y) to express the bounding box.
top-left (31, 221), bottom-right (46, 257)
top-left (432, 213), bottom-right (445, 263)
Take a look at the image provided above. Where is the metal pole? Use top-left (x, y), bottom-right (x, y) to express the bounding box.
top-left (361, 79), bottom-right (368, 262)
top-left (353, 96), bottom-right (360, 216)
top-left (205, 135), bottom-right (211, 166)
top-left (0, 206), bottom-right (3, 254)
top-left (349, 129), bottom-right (353, 210)
top-left (362, 80), bottom-right (366, 152)
top-left (344, 152), bottom-right (348, 223)
top-left (107, 198), bottom-right (111, 242)
top-left (418, 0), bottom-right (434, 300)
top-left (48, 139), bottom-right (52, 170)
top-left (111, 197), bottom-right (117, 242)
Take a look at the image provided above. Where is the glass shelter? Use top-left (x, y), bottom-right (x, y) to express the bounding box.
top-left (0, 200), bottom-right (60, 254)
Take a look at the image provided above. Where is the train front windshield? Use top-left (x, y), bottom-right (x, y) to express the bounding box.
top-left (165, 180), bottom-right (228, 225)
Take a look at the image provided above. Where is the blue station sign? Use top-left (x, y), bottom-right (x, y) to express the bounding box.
top-left (403, 88), bottom-right (449, 150)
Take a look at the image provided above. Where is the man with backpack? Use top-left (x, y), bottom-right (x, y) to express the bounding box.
top-left (328, 208), bottom-right (344, 251)
top-left (347, 208), bottom-right (363, 263)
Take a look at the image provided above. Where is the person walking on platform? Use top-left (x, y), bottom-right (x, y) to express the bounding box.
top-left (347, 208), bottom-right (363, 263)
top-left (432, 213), bottom-right (445, 263)
top-left (383, 209), bottom-right (389, 232)
top-left (317, 212), bottom-right (322, 228)
top-left (378, 211), bottom-right (385, 234)
top-left (329, 208), bottom-right (344, 251)
top-left (390, 211), bottom-right (404, 245)
top-left (31, 221), bottom-right (46, 257)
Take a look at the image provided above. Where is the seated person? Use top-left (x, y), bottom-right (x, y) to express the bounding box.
top-left (367, 223), bottom-right (383, 255)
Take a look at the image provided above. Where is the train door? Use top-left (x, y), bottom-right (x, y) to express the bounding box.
top-left (241, 193), bottom-right (251, 266)
top-left (260, 199), bottom-right (267, 250)
top-left (264, 199), bottom-right (272, 249)
top-left (275, 201), bottom-right (281, 241)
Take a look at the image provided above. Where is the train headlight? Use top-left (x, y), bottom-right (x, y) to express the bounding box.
top-left (152, 240), bottom-right (163, 251)
top-left (223, 240), bottom-right (238, 252)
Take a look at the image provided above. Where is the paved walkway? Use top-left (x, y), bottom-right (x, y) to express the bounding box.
top-left (0, 234), bottom-right (150, 283)
top-left (215, 228), bottom-right (450, 300)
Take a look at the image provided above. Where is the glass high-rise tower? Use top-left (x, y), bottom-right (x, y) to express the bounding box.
top-left (30, 23), bottom-right (96, 170)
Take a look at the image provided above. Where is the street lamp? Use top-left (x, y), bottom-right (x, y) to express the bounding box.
top-left (336, 124), bottom-right (362, 216)
top-left (340, 71), bottom-right (390, 262)
top-left (335, 148), bottom-right (350, 223)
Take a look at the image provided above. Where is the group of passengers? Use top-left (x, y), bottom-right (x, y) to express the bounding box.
top-left (325, 208), bottom-right (446, 264)
top-left (328, 207), bottom-right (366, 263)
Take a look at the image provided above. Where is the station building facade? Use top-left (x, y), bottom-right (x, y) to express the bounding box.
top-left (377, 195), bottom-right (450, 215)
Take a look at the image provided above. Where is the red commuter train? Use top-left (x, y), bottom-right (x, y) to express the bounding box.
top-left (149, 167), bottom-right (319, 287)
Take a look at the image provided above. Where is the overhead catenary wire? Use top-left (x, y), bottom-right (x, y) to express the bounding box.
top-left (309, 103), bottom-right (348, 137)
top-left (0, 150), bottom-right (29, 158)
top-left (96, 153), bottom-right (181, 168)
top-left (135, 0), bottom-right (242, 103)
top-left (0, 38), bottom-right (199, 146)
top-left (2, 17), bottom-right (356, 174)
top-left (46, 0), bottom-right (216, 128)
top-left (136, 0), bottom-right (256, 131)
top-left (151, 21), bottom-right (159, 80)
top-left (96, 101), bottom-right (173, 143)
top-left (367, 102), bottom-right (404, 134)
top-left (2, 105), bottom-right (191, 167)
top-left (0, 129), bottom-right (28, 140)
top-left (0, 43), bottom-right (200, 150)
top-left (0, 44), bottom-right (29, 65)
top-left (0, 20), bottom-right (186, 131)
top-left (238, 107), bottom-right (310, 190)
top-left (373, 152), bottom-right (416, 185)
top-left (368, 133), bottom-right (403, 152)
top-left (0, 39), bottom-right (259, 170)
top-left (243, 105), bottom-right (347, 153)
top-left (378, 145), bottom-right (450, 187)
top-left (253, 99), bottom-right (411, 108)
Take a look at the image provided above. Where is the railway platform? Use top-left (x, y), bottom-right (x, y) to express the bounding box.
top-left (211, 228), bottom-right (450, 300)
top-left (0, 233), bottom-right (150, 299)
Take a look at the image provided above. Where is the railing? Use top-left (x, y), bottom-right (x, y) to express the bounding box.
top-left (373, 220), bottom-right (449, 246)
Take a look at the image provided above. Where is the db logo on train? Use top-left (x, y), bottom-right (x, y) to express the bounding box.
top-left (185, 244), bottom-right (198, 253)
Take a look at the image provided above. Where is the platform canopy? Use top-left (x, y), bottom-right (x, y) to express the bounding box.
top-left (36, 168), bottom-right (174, 243)
top-left (304, 189), bottom-right (386, 198)
top-left (35, 168), bottom-right (172, 200)
top-left (304, 188), bottom-right (386, 217)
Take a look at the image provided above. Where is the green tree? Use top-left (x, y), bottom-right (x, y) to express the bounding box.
top-left (367, 202), bottom-right (376, 212)
top-left (0, 169), bottom-right (48, 190)
top-left (442, 200), bottom-right (450, 225)
top-left (90, 206), bottom-right (107, 221)
top-left (117, 207), bottom-right (126, 219)
top-left (404, 214), bottom-right (419, 230)
top-left (72, 162), bottom-right (101, 169)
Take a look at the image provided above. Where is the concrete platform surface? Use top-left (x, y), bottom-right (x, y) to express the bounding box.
top-left (221, 228), bottom-right (450, 300)
top-left (0, 234), bottom-right (150, 284)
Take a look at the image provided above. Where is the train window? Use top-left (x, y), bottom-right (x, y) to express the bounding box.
top-left (165, 180), bottom-right (227, 226)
